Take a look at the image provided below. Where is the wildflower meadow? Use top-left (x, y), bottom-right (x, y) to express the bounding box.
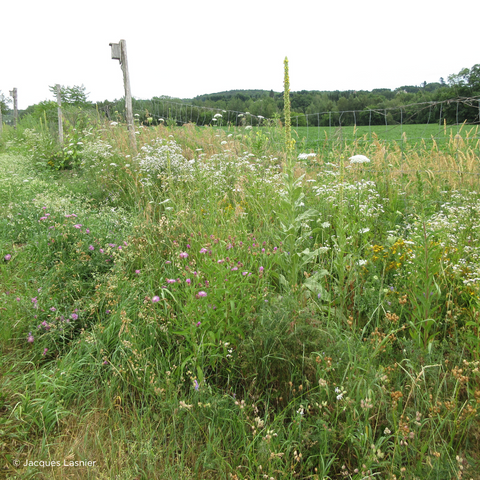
top-left (1, 64), bottom-right (480, 479)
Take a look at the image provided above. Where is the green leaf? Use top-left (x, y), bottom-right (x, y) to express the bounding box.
top-left (196, 366), bottom-right (204, 384)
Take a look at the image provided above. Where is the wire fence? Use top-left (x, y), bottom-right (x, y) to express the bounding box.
top-left (3, 96), bottom-right (480, 176)
top-left (96, 96), bottom-right (480, 151)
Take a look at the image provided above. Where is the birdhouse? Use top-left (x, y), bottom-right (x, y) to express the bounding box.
top-left (109, 43), bottom-right (121, 61)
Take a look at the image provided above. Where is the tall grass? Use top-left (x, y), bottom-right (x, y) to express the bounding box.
top-left (0, 110), bottom-right (479, 479)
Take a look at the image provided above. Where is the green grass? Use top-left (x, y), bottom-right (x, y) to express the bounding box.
top-left (211, 121), bottom-right (480, 162)
top-left (295, 122), bottom-right (479, 150)
top-left (1, 117), bottom-right (480, 479)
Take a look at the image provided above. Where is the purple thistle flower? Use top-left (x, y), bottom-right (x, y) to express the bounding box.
top-left (166, 278), bottom-right (176, 284)
top-left (186, 278), bottom-right (191, 284)
top-left (199, 248), bottom-right (208, 254)
top-left (50, 307), bottom-right (56, 312)
top-left (259, 266), bottom-right (264, 272)
top-left (179, 252), bottom-right (188, 259)
top-left (89, 245), bottom-right (94, 251)
top-left (135, 269), bottom-right (141, 274)
top-left (4, 254), bottom-right (11, 261)
top-left (196, 321), bottom-right (201, 326)
top-left (194, 379), bottom-right (199, 391)
top-left (71, 313), bottom-right (78, 320)
top-left (27, 332), bottom-right (34, 343)
top-left (85, 229), bottom-right (90, 234)
top-left (42, 348), bottom-right (48, 356)
top-left (73, 224), bottom-right (82, 229)
top-left (197, 291), bottom-right (207, 297)
top-left (152, 295), bottom-right (160, 303)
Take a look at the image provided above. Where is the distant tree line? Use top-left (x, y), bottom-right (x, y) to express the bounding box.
top-left (5, 64), bottom-right (480, 128)
top-left (185, 64), bottom-right (480, 127)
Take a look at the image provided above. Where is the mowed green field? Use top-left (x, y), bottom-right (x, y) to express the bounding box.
top-left (293, 123), bottom-right (480, 151)
top-left (217, 122), bottom-right (480, 155)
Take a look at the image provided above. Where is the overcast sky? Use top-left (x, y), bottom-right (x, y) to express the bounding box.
top-left (2, 0), bottom-right (479, 110)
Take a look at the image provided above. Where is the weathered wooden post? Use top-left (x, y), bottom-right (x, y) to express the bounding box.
top-left (109, 39), bottom-right (136, 152)
top-left (9, 88), bottom-right (18, 129)
top-left (56, 84), bottom-right (64, 145)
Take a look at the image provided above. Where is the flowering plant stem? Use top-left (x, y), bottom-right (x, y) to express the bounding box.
top-left (276, 58), bottom-right (321, 290)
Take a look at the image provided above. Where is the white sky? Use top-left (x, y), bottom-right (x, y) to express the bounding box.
top-left (1, 0), bottom-right (479, 110)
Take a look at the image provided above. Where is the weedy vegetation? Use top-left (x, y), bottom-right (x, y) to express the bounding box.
top-left (1, 64), bottom-right (480, 479)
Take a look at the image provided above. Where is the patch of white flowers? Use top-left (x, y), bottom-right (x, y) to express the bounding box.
top-left (137, 138), bottom-right (194, 180)
top-left (80, 139), bottom-right (114, 167)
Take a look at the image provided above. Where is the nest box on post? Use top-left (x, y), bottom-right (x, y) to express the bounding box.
top-left (109, 43), bottom-right (121, 62)
top-left (109, 39), bottom-right (136, 152)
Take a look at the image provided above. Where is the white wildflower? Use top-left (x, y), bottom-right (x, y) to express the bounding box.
top-left (298, 153), bottom-right (316, 160)
top-left (349, 155), bottom-right (371, 164)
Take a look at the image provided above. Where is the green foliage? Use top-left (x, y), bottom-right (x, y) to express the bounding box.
top-left (49, 84), bottom-right (91, 107)
top-left (0, 90), bottom-right (11, 113)
top-left (1, 103), bottom-right (480, 479)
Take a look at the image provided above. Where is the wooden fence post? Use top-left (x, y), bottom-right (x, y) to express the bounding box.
top-left (9, 88), bottom-right (18, 129)
top-left (56, 84), bottom-right (64, 145)
top-left (109, 39), bottom-right (136, 153)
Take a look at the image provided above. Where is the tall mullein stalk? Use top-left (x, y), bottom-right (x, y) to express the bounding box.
top-left (282, 57), bottom-right (299, 288)
top-left (283, 57), bottom-right (294, 171)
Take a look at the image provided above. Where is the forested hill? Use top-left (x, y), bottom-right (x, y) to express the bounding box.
top-left (193, 90), bottom-right (277, 102)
